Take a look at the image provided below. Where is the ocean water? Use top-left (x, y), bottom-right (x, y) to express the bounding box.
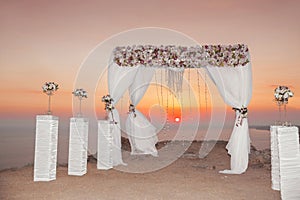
top-left (0, 119), bottom-right (271, 171)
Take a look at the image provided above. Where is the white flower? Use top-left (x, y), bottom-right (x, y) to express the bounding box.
top-left (283, 92), bottom-right (289, 99)
top-left (73, 88), bottom-right (88, 98)
top-left (42, 82), bottom-right (59, 93)
top-left (42, 85), bottom-right (48, 91)
top-left (274, 86), bottom-right (294, 103)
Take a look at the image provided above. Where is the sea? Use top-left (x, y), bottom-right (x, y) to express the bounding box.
top-left (0, 118), bottom-right (272, 171)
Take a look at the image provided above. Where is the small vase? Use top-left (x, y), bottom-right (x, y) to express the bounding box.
top-left (47, 91), bottom-right (53, 115)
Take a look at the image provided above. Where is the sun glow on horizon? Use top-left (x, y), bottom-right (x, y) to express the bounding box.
top-left (174, 117), bottom-right (180, 122)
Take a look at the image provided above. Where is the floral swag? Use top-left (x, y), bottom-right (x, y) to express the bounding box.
top-left (113, 44), bottom-right (249, 68)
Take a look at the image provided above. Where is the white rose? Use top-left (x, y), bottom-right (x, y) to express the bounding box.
top-left (283, 92), bottom-right (289, 99)
top-left (42, 85), bottom-right (47, 91)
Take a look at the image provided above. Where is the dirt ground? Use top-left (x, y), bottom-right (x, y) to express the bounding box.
top-left (0, 141), bottom-right (280, 200)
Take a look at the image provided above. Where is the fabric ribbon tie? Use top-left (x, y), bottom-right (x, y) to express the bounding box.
top-left (128, 104), bottom-right (136, 118)
top-left (232, 107), bottom-right (248, 127)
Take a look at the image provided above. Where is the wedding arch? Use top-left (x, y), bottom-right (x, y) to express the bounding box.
top-left (106, 44), bottom-right (252, 174)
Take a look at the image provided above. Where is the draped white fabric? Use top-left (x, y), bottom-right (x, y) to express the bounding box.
top-left (126, 67), bottom-right (158, 156)
top-left (107, 44), bottom-right (252, 173)
top-left (205, 63), bottom-right (252, 174)
top-left (108, 62), bottom-right (139, 166)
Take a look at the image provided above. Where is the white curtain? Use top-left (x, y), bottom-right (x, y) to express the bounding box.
top-left (205, 63), bottom-right (252, 174)
top-left (108, 62), bottom-right (139, 166)
top-left (126, 67), bottom-right (158, 156)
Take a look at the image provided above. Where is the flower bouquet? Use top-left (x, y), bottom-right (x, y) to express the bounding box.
top-left (102, 94), bottom-right (117, 124)
top-left (42, 82), bottom-right (59, 115)
top-left (72, 88), bottom-right (88, 117)
top-left (274, 85), bottom-right (294, 126)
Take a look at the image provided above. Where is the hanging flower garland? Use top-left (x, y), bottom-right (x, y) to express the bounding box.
top-left (102, 94), bottom-right (117, 124)
top-left (113, 44), bottom-right (249, 68)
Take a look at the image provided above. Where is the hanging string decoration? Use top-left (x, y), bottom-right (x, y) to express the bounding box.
top-left (172, 91), bottom-right (175, 117)
top-left (166, 69), bottom-right (184, 94)
top-left (197, 71), bottom-right (201, 112)
top-left (154, 71), bottom-right (161, 106)
top-left (161, 69), bottom-right (164, 107)
top-left (42, 82), bottom-right (59, 115)
top-left (154, 70), bottom-right (168, 135)
top-left (204, 73), bottom-right (208, 113)
top-left (165, 83), bottom-right (170, 134)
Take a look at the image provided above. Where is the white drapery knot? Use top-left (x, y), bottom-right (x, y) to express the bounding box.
top-left (128, 104), bottom-right (137, 118)
top-left (233, 106), bottom-right (248, 127)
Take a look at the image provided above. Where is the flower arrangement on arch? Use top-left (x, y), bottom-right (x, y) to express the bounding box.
top-left (113, 44), bottom-right (250, 68)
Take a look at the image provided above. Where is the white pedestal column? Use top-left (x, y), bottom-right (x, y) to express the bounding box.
top-left (270, 126), bottom-right (280, 190)
top-left (68, 117), bottom-right (89, 176)
top-left (97, 120), bottom-right (113, 170)
top-left (270, 125), bottom-right (300, 199)
top-left (34, 115), bottom-right (59, 182)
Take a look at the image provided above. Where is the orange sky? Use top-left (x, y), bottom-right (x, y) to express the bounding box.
top-left (0, 0), bottom-right (299, 125)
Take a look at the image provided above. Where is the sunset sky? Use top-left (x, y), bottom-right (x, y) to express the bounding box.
top-left (1, 0), bottom-right (299, 126)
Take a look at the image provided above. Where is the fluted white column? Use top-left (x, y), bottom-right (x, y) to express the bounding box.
top-left (271, 125), bottom-right (300, 199)
top-left (34, 115), bottom-right (58, 181)
top-left (68, 117), bottom-right (89, 176)
top-left (97, 120), bottom-right (113, 170)
top-left (270, 126), bottom-right (280, 190)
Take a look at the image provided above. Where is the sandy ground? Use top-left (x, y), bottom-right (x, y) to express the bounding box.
top-left (0, 141), bottom-right (280, 200)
